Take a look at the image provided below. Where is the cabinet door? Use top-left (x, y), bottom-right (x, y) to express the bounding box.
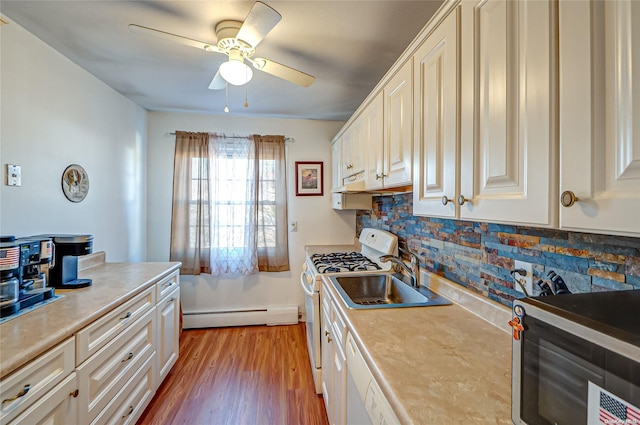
top-left (459, 0), bottom-right (557, 226)
top-left (320, 304), bottom-right (334, 424)
top-left (413, 9), bottom-right (459, 218)
top-left (559, 0), bottom-right (640, 236)
top-left (332, 329), bottom-right (346, 425)
top-left (8, 373), bottom-right (77, 425)
top-left (331, 138), bottom-right (342, 191)
top-left (157, 285), bottom-right (180, 385)
top-left (364, 93), bottom-right (385, 190)
top-left (383, 60), bottom-right (413, 187)
top-left (342, 116), bottom-right (365, 178)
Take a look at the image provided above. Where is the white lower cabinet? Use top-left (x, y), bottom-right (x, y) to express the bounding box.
top-left (8, 372), bottom-right (78, 425)
top-left (0, 269), bottom-right (181, 425)
top-left (77, 307), bottom-right (156, 424)
top-left (89, 353), bottom-right (156, 425)
top-left (321, 282), bottom-right (347, 425)
top-left (0, 337), bottom-right (76, 424)
top-left (156, 284), bottom-right (180, 385)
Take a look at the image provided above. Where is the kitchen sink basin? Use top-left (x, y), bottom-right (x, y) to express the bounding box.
top-left (328, 273), bottom-right (451, 309)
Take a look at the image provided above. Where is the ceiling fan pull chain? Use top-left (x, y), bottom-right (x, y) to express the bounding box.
top-left (224, 83), bottom-right (230, 113)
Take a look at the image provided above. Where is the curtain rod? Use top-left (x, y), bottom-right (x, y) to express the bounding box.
top-left (165, 132), bottom-right (294, 143)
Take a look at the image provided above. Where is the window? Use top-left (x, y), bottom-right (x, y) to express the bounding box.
top-left (170, 132), bottom-right (289, 276)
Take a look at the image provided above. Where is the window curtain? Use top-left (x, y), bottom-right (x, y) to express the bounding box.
top-left (170, 131), bottom-right (289, 276)
top-left (255, 135), bottom-right (289, 272)
top-left (170, 131), bottom-right (211, 275)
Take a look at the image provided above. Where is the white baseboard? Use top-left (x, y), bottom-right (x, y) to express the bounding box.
top-left (183, 305), bottom-right (299, 329)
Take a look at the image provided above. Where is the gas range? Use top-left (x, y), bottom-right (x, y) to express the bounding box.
top-left (310, 252), bottom-right (383, 274)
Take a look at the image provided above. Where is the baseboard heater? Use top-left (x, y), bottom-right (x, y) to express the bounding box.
top-left (183, 305), bottom-right (299, 329)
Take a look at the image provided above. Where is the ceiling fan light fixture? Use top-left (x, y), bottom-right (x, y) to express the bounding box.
top-left (220, 55), bottom-right (253, 86)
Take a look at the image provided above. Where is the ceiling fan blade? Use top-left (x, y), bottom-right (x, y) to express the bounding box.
top-left (251, 58), bottom-right (315, 87)
top-left (236, 2), bottom-right (282, 48)
top-left (128, 24), bottom-right (222, 53)
top-left (208, 70), bottom-right (226, 90)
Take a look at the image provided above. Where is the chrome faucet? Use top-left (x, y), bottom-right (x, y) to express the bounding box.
top-left (379, 251), bottom-right (420, 288)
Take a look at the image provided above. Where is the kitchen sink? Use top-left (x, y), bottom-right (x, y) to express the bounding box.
top-left (328, 274), bottom-right (451, 309)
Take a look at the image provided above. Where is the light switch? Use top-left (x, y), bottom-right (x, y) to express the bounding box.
top-left (6, 164), bottom-right (21, 186)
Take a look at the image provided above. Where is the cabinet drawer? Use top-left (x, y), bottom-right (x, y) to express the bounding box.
top-left (156, 271), bottom-right (179, 302)
top-left (90, 353), bottom-right (155, 425)
top-left (7, 372), bottom-right (78, 425)
top-left (77, 307), bottom-right (156, 424)
top-left (331, 300), bottom-right (346, 347)
top-left (0, 337), bottom-right (75, 424)
top-left (76, 286), bottom-right (155, 365)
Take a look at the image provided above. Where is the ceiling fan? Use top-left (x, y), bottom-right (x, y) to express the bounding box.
top-left (129, 1), bottom-right (315, 90)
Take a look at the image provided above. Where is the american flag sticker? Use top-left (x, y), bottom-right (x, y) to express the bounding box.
top-left (588, 382), bottom-right (640, 425)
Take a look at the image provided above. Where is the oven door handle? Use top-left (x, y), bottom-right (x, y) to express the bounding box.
top-left (299, 271), bottom-right (316, 297)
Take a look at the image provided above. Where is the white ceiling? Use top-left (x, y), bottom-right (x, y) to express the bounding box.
top-left (1, 1), bottom-right (444, 121)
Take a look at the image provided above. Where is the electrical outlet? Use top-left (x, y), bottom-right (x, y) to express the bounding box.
top-left (290, 221), bottom-right (298, 232)
top-left (514, 260), bottom-right (533, 295)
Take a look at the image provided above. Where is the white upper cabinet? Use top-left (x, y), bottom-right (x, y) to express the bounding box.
top-left (341, 117), bottom-right (366, 180)
top-left (458, 0), bottom-right (557, 226)
top-left (363, 93), bottom-right (385, 190)
top-left (331, 138), bottom-right (342, 192)
top-left (413, 8), bottom-right (459, 218)
top-left (383, 60), bottom-right (414, 188)
top-left (558, 0), bottom-right (640, 236)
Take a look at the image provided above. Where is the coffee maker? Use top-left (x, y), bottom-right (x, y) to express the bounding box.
top-left (0, 236), bottom-right (56, 318)
top-left (0, 237), bottom-right (21, 317)
top-left (39, 234), bottom-right (93, 289)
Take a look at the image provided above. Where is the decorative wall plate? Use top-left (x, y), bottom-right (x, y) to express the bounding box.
top-left (61, 164), bottom-right (89, 202)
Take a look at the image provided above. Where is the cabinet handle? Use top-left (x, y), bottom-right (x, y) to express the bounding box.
top-left (441, 196), bottom-right (453, 205)
top-left (163, 281), bottom-right (174, 289)
top-left (121, 352), bottom-right (134, 363)
top-left (457, 195), bottom-right (469, 206)
top-left (2, 384), bottom-right (31, 404)
top-left (560, 191), bottom-right (579, 207)
top-left (69, 389), bottom-right (79, 398)
top-left (327, 335), bottom-right (333, 343)
top-left (375, 174), bottom-right (382, 180)
top-left (325, 330), bottom-right (330, 336)
top-left (167, 297), bottom-right (176, 304)
top-left (122, 405), bottom-right (134, 419)
top-left (120, 312), bottom-right (132, 321)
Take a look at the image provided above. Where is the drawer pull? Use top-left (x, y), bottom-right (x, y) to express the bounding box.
top-left (120, 312), bottom-right (132, 321)
top-left (121, 352), bottom-right (134, 363)
top-left (163, 281), bottom-right (174, 289)
top-left (69, 389), bottom-right (79, 398)
top-left (167, 297), bottom-right (176, 304)
top-left (2, 384), bottom-right (31, 404)
top-left (122, 405), bottom-right (134, 419)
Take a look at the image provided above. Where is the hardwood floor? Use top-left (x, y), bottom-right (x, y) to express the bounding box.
top-left (137, 323), bottom-right (329, 425)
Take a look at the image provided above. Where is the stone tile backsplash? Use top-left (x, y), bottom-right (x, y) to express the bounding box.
top-left (356, 193), bottom-right (640, 308)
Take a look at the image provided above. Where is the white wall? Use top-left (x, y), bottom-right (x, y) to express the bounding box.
top-left (0, 20), bottom-right (148, 261)
top-left (147, 112), bottom-right (355, 317)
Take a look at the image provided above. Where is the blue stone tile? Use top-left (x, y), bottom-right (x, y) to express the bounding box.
top-left (591, 277), bottom-right (634, 291)
top-left (487, 223), bottom-right (518, 233)
top-left (626, 274), bottom-right (640, 287)
top-left (540, 252), bottom-right (589, 273)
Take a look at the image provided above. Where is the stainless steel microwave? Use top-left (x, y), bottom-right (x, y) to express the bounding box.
top-left (510, 290), bottom-right (640, 425)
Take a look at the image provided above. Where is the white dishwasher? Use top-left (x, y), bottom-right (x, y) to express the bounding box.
top-left (346, 332), bottom-right (401, 425)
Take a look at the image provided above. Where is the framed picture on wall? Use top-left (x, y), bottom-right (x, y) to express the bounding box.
top-left (295, 161), bottom-right (323, 196)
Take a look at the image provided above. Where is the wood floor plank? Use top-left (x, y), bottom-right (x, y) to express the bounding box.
top-left (137, 323), bottom-right (328, 425)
